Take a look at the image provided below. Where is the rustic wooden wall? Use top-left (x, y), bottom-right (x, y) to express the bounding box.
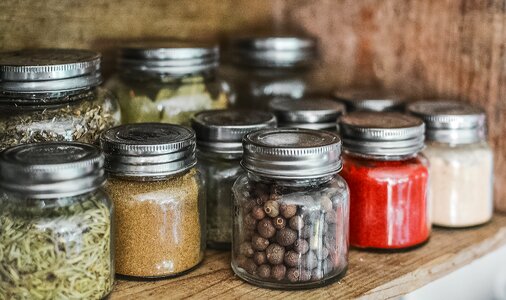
top-left (1, 0), bottom-right (505, 207)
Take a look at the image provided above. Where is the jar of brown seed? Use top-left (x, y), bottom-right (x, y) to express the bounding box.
top-left (232, 128), bottom-right (350, 289)
top-left (101, 123), bottom-right (204, 278)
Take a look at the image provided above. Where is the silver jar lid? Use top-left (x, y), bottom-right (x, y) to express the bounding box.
top-left (191, 109), bottom-right (277, 155)
top-left (407, 100), bottom-right (486, 144)
top-left (118, 41), bottom-right (219, 76)
top-left (230, 36), bottom-right (318, 68)
top-left (241, 128), bottom-right (342, 179)
top-left (333, 88), bottom-right (404, 112)
top-left (268, 97), bottom-right (345, 130)
top-left (100, 123), bottom-right (196, 177)
top-left (0, 142), bottom-right (105, 199)
top-left (0, 49), bottom-right (102, 94)
top-left (339, 112), bottom-right (425, 157)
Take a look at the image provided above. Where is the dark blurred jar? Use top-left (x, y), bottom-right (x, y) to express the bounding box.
top-left (332, 88), bottom-right (405, 112)
top-left (222, 36), bottom-right (319, 111)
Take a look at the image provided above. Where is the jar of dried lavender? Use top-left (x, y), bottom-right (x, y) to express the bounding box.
top-left (231, 128), bottom-right (349, 289)
top-left (0, 49), bottom-right (121, 150)
top-left (191, 109), bottom-right (276, 249)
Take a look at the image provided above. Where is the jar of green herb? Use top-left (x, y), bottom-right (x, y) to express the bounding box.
top-left (0, 142), bottom-right (114, 300)
top-left (0, 49), bottom-right (121, 150)
top-left (106, 41), bottom-right (232, 126)
top-left (191, 110), bottom-right (277, 249)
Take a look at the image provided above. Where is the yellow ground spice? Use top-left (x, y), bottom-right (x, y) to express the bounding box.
top-left (105, 168), bottom-right (203, 277)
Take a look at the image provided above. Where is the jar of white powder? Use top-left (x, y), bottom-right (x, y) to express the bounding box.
top-left (408, 100), bottom-right (494, 228)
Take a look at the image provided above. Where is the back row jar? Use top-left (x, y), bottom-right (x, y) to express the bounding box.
top-left (106, 41), bottom-right (231, 126)
top-left (338, 112), bottom-right (430, 250)
top-left (0, 49), bottom-right (120, 150)
top-left (222, 36), bottom-right (318, 111)
top-left (232, 128), bottom-right (349, 289)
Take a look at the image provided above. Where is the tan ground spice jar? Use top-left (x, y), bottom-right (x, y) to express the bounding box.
top-left (101, 123), bottom-right (204, 278)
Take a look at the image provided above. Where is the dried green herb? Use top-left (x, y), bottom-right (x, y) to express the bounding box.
top-left (0, 88), bottom-right (120, 150)
top-left (0, 192), bottom-right (113, 300)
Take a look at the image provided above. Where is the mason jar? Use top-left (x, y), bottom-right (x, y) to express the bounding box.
top-left (106, 41), bottom-right (231, 126)
top-left (408, 100), bottom-right (494, 227)
top-left (231, 128), bottom-right (349, 289)
top-left (333, 88), bottom-right (405, 112)
top-left (0, 142), bottom-right (114, 300)
top-left (268, 97), bottom-right (345, 131)
top-left (222, 36), bottom-right (318, 110)
top-left (0, 49), bottom-right (121, 150)
top-left (191, 110), bottom-right (277, 249)
top-left (101, 123), bottom-right (204, 278)
top-left (338, 112), bottom-right (430, 250)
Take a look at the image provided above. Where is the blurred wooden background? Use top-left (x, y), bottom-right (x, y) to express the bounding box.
top-left (1, 0), bottom-right (505, 206)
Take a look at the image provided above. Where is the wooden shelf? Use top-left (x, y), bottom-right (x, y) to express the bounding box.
top-left (110, 213), bottom-right (506, 299)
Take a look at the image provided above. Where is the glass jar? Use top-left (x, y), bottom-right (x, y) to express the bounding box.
top-left (333, 88), bottom-right (405, 112)
top-left (232, 128), bottom-right (349, 289)
top-left (106, 41), bottom-right (231, 126)
top-left (222, 36), bottom-right (318, 110)
top-left (0, 142), bottom-right (114, 300)
top-left (101, 123), bottom-right (204, 278)
top-left (268, 97), bottom-right (345, 131)
top-left (408, 100), bottom-right (494, 227)
top-left (191, 110), bottom-right (277, 249)
top-left (338, 112), bottom-right (430, 250)
top-left (0, 49), bottom-right (121, 150)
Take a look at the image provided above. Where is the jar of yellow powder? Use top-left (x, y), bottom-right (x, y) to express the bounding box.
top-left (101, 123), bottom-right (204, 278)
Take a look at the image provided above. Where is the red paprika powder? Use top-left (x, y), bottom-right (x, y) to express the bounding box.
top-left (339, 112), bottom-right (431, 250)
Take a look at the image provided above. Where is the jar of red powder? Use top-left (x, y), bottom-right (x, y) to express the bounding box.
top-left (338, 112), bottom-right (430, 250)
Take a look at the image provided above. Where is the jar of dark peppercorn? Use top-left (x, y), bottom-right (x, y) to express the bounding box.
top-left (231, 128), bottom-right (350, 289)
top-left (338, 112), bottom-right (430, 250)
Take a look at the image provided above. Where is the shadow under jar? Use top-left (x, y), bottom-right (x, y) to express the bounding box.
top-left (268, 96), bottom-right (345, 131)
top-left (106, 41), bottom-right (231, 126)
top-left (191, 109), bottom-right (277, 250)
top-left (0, 142), bottom-right (114, 300)
top-left (232, 128), bottom-right (350, 289)
top-left (101, 123), bottom-right (204, 278)
top-left (332, 87), bottom-right (405, 112)
top-left (221, 36), bottom-right (318, 111)
top-left (0, 49), bottom-right (121, 150)
top-left (338, 112), bottom-right (430, 250)
top-left (408, 100), bottom-right (494, 226)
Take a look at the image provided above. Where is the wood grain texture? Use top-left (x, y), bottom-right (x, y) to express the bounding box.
top-left (110, 213), bottom-right (506, 299)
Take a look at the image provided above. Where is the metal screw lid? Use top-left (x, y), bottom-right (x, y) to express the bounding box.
top-left (118, 41), bottom-right (219, 76)
top-left (269, 97), bottom-right (345, 130)
top-left (0, 49), bottom-right (102, 94)
top-left (100, 123), bottom-right (196, 178)
top-left (333, 88), bottom-right (405, 112)
top-left (230, 36), bottom-right (318, 68)
top-left (0, 142), bottom-right (105, 199)
top-left (241, 128), bottom-right (342, 179)
top-left (339, 112), bottom-right (425, 157)
top-left (407, 100), bottom-right (486, 144)
top-left (191, 109), bottom-right (277, 155)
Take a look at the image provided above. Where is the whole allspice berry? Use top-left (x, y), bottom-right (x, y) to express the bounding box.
top-left (239, 242), bottom-right (255, 258)
top-left (271, 264), bottom-right (287, 281)
top-left (243, 258), bottom-right (258, 275)
top-left (252, 234), bottom-right (270, 251)
top-left (284, 250), bottom-right (302, 268)
top-left (311, 268), bottom-right (324, 281)
top-left (316, 247), bottom-right (330, 261)
top-left (273, 216), bottom-right (286, 230)
top-left (257, 264), bottom-right (271, 279)
top-left (236, 254), bottom-right (248, 269)
top-left (286, 268), bottom-right (300, 283)
top-left (294, 239), bottom-right (310, 254)
top-left (280, 203), bottom-right (297, 219)
top-left (302, 251), bottom-right (319, 270)
top-left (276, 228), bottom-right (297, 247)
top-left (266, 243), bottom-right (285, 265)
top-left (300, 269), bottom-right (312, 281)
top-left (289, 215), bottom-right (304, 231)
top-left (325, 212), bottom-right (337, 224)
top-left (257, 218), bottom-right (276, 239)
top-left (253, 251), bottom-right (267, 265)
top-left (251, 205), bottom-right (266, 220)
top-left (243, 213), bottom-right (257, 230)
top-left (264, 200), bottom-right (280, 218)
